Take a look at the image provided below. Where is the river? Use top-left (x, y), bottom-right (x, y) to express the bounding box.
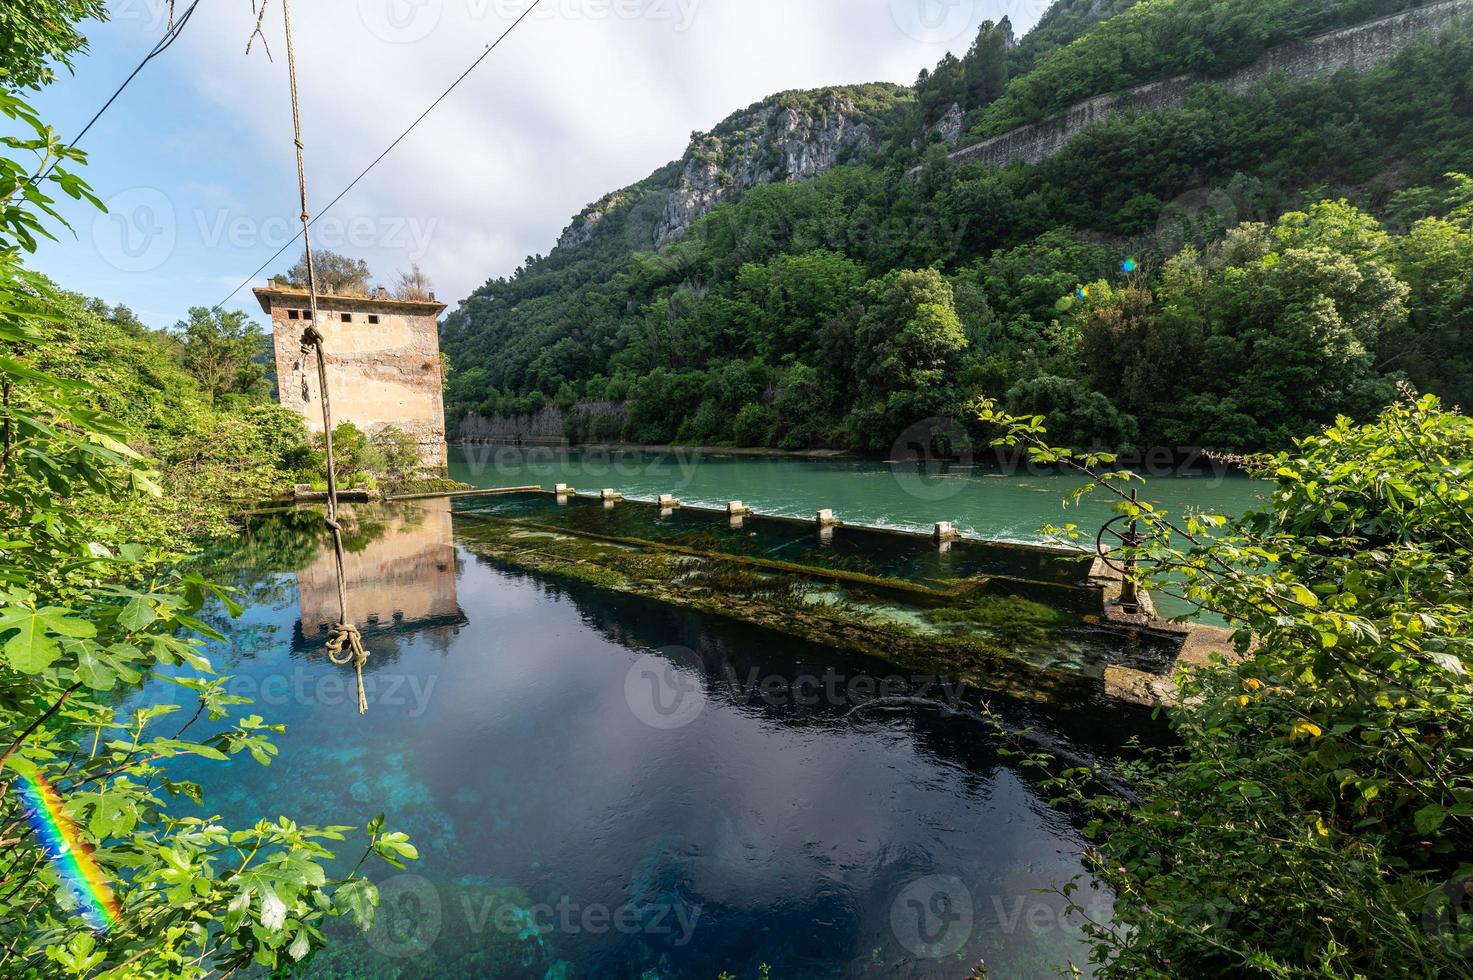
top-left (134, 449), bottom-right (1264, 978)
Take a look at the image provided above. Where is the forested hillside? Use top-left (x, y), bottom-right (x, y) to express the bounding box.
top-left (441, 0), bottom-right (1473, 454)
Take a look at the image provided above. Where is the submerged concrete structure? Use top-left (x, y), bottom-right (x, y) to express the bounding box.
top-left (255, 284), bottom-right (449, 472)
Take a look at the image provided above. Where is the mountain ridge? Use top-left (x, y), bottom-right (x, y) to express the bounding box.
top-left (441, 0), bottom-right (1473, 456)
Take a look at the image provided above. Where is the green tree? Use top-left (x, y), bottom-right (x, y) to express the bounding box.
top-left (0, 38), bottom-right (410, 976)
top-left (0, 0), bottom-right (107, 90)
top-left (1159, 212), bottom-right (1408, 447)
top-left (963, 19), bottom-right (1011, 110)
top-left (848, 269), bottom-right (968, 451)
top-left (734, 249), bottom-right (863, 361)
top-left (1004, 373), bottom-right (1139, 450)
top-left (176, 306), bottom-right (271, 404)
top-left (281, 249), bottom-right (372, 295)
top-left (370, 425), bottom-right (422, 482)
top-left (980, 391), bottom-right (1473, 978)
top-left (1385, 175), bottom-right (1473, 406)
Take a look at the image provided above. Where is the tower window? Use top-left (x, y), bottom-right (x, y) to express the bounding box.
top-left (287, 309), bottom-right (299, 320)
top-left (341, 312), bottom-right (352, 323)
top-left (368, 314), bottom-right (380, 325)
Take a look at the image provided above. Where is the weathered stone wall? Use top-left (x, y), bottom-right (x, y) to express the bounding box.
top-left (456, 400), bottom-right (627, 445)
top-left (938, 0), bottom-right (1473, 172)
top-left (258, 287), bottom-right (449, 471)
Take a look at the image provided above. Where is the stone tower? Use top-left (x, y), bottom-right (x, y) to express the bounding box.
top-left (255, 284), bottom-right (449, 472)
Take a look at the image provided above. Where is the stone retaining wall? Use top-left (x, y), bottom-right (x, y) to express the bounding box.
top-left (933, 0), bottom-right (1473, 173)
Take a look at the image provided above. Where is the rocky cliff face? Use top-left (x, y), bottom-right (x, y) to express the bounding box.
top-left (654, 90), bottom-right (884, 243)
top-left (556, 190), bottom-right (631, 251)
top-left (555, 86), bottom-right (905, 253)
top-left (925, 102), bottom-right (966, 147)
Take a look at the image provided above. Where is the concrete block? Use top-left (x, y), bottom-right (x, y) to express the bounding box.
top-left (816, 509), bottom-right (839, 527)
top-left (555, 484), bottom-right (573, 495)
top-left (601, 488), bottom-right (623, 501)
top-left (659, 494), bottom-right (680, 508)
top-left (933, 521), bottom-right (960, 541)
top-left (727, 501), bottom-right (752, 516)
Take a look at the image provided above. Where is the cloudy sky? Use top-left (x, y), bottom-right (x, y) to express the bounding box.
top-left (30, 0), bottom-right (1051, 328)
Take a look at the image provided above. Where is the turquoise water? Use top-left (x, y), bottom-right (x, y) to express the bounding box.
top-left (453, 490), bottom-right (1095, 589)
top-left (142, 500), bottom-right (1166, 978)
top-left (449, 446), bottom-right (1267, 619)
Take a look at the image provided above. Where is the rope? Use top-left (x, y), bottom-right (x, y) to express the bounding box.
top-left (281, 0), bottom-right (370, 714)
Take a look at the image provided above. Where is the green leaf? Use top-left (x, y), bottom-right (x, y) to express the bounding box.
top-left (76, 647), bottom-right (117, 690)
top-left (118, 597), bottom-right (157, 632)
top-left (333, 878), bottom-right (378, 931)
top-left (260, 887), bottom-right (287, 932)
top-left (1414, 804), bottom-right (1447, 835)
top-left (37, 607), bottom-right (95, 638)
top-left (1, 612), bottom-right (61, 672)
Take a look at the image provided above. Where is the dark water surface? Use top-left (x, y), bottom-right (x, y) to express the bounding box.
top-left (141, 498), bottom-right (1169, 979)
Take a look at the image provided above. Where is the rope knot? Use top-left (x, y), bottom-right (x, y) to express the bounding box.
top-left (325, 622), bottom-right (370, 714)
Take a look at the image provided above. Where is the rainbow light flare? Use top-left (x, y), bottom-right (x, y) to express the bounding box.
top-left (16, 772), bottom-right (121, 932)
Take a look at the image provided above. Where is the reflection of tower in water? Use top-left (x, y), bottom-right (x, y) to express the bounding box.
top-left (295, 500), bottom-right (465, 657)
